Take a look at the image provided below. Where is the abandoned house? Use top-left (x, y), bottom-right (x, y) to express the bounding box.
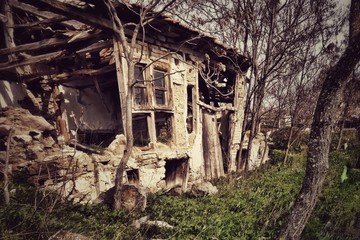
top-left (0, 0), bottom-right (267, 202)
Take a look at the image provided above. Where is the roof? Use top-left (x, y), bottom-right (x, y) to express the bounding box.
top-left (0, 0), bottom-right (250, 85)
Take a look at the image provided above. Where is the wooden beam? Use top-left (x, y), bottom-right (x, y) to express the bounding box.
top-left (196, 100), bottom-right (235, 112)
top-left (34, 0), bottom-right (114, 31)
top-left (53, 64), bottom-right (115, 83)
top-left (11, 15), bottom-right (68, 28)
top-left (9, 0), bottom-right (78, 29)
top-left (0, 30), bottom-right (102, 56)
top-left (76, 40), bottom-right (112, 54)
top-left (0, 50), bottom-right (66, 71)
top-left (10, 0), bottom-right (63, 20)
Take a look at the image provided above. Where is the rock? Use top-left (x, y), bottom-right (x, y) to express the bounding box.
top-left (13, 134), bottom-right (33, 144)
top-left (118, 184), bottom-right (147, 211)
top-left (107, 134), bottom-right (126, 155)
top-left (25, 148), bottom-right (40, 160)
top-left (190, 181), bottom-right (218, 197)
top-left (0, 124), bottom-right (11, 137)
top-left (165, 185), bottom-right (183, 196)
top-left (2, 107), bottom-right (54, 132)
top-left (132, 215), bottom-right (174, 229)
top-left (49, 230), bottom-right (92, 240)
top-left (43, 136), bottom-right (56, 148)
top-left (29, 130), bottom-right (41, 140)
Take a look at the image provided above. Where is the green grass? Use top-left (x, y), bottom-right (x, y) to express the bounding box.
top-left (1, 148), bottom-right (360, 239)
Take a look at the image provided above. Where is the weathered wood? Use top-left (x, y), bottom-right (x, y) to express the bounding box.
top-left (202, 111), bottom-right (224, 179)
top-left (0, 30), bottom-right (101, 56)
top-left (34, 0), bottom-right (113, 31)
top-left (53, 64), bottom-right (115, 83)
top-left (9, 0), bottom-right (82, 29)
top-left (228, 74), bottom-right (245, 172)
top-left (0, 38), bottom-right (67, 55)
top-left (0, 50), bottom-right (66, 71)
top-left (9, 0), bottom-right (60, 19)
top-left (11, 15), bottom-right (68, 28)
top-left (196, 100), bottom-right (235, 112)
top-left (113, 39), bottom-right (127, 136)
top-left (76, 40), bottom-right (112, 54)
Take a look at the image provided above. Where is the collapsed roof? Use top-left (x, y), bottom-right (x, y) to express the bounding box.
top-left (0, 0), bottom-right (251, 88)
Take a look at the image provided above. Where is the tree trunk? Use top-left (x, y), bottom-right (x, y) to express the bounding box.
top-left (279, 1), bottom-right (360, 237)
top-left (113, 60), bottom-right (135, 210)
top-left (284, 125), bottom-right (294, 163)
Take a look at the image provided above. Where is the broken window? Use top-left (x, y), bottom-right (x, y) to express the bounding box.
top-left (155, 112), bottom-right (172, 144)
top-left (186, 85), bottom-right (194, 133)
top-left (133, 64), bottom-right (147, 106)
top-left (133, 113), bottom-right (150, 146)
top-left (154, 69), bottom-right (167, 105)
top-left (165, 158), bottom-right (188, 189)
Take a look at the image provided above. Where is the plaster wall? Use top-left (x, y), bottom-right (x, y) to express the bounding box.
top-left (0, 80), bottom-right (26, 108)
top-left (59, 85), bottom-right (120, 134)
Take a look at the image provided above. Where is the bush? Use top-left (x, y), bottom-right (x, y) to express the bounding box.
top-left (270, 127), bottom-right (309, 152)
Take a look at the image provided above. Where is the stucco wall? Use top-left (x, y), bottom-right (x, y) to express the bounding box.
top-left (0, 80), bottom-right (26, 108)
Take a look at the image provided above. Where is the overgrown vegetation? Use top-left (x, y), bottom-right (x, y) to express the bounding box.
top-left (1, 143), bottom-right (359, 239)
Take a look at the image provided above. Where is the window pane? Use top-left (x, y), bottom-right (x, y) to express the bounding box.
top-left (134, 64), bottom-right (145, 83)
top-left (134, 87), bottom-right (147, 105)
top-left (154, 70), bottom-right (165, 87)
top-left (155, 89), bottom-right (165, 105)
top-left (155, 112), bottom-right (172, 144)
top-left (133, 114), bottom-right (150, 146)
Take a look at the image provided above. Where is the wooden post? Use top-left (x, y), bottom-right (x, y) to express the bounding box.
top-left (113, 39), bottom-right (128, 134)
top-left (202, 110), bottom-right (224, 179)
top-left (228, 73), bottom-right (246, 172)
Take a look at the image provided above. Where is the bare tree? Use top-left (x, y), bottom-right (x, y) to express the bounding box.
top-left (104, 0), bottom-right (178, 209)
top-left (280, 0), bottom-right (360, 238)
top-left (176, 0), bottom-right (345, 172)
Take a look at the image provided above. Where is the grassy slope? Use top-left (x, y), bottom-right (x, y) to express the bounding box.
top-left (1, 149), bottom-right (359, 239)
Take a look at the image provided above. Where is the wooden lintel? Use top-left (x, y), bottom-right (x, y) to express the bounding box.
top-left (35, 0), bottom-right (113, 31)
top-left (53, 64), bottom-right (115, 82)
top-left (76, 40), bottom-right (112, 54)
top-left (0, 51), bottom-right (66, 71)
top-left (196, 100), bottom-right (235, 112)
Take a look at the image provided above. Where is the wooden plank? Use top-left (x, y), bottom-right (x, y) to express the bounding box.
top-left (9, 0), bottom-right (79, 29)
top-left (0, 30), bottom-right (102, 56)
top-left (76, 40), bottom-right (112, 54)
top-left (0, 51), bottom-right (66, 71)
top-left (35, 0), bottom-right (114, 31)
top-left (9, 0), bottom-right (62, 19)
top-left (0, 38), bottom-right (67, 55)
top-left (11, 15), bottom-right (68, 28)
top-left (55, 64), bottom-right (115, 79)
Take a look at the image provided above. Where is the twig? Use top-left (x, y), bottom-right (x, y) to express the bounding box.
top-left (4, 128), bottom-right (15, 206)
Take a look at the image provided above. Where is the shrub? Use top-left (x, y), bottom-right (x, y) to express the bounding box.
top-left (270, 127), bottom-right (309, 152)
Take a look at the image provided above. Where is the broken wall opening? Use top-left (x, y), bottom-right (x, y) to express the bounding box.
top-left (133, 113), bottom-right (150, 146)
top-left (155, 112), bottom-right (172, 144)
top-left (61, 78), bottom-right (122, 147)
top-left (186, 85), bottom-right (194, 133)
top-left (165, 158), bottom-right (188, 189)
top-left (126, 169), bottom-right (140, 185)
